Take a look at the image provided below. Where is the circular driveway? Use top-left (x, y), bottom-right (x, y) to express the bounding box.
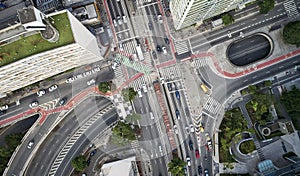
top-left (227, 33), bottom-right (273, 66)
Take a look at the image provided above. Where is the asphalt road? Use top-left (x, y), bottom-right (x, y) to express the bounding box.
top-left (227, 34), bottom-right (271, 66)
top-left (6, 96), bottom-right (114, 176)
top-left (133, 86), bottom-right (169, 176)
top-left (0, 67), bottom-right (114, 122)
top-left (196, 53), bottom-right (300, 175)
top-left (187, 1), bottom-right (290, 54)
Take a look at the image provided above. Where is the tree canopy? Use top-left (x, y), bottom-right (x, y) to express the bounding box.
top-left (0, 133), bottom-right (24, 175)
top-left (222, 13), bottom-right (234, 26)
top-left (98, 82), bottom-right (110, 93)
top-left (122, 87), bottom-right (137, 102)
top-left (71, 155), bottom-right (87, 172)
top-left (167, 157), bottom-right (186, 176)
top-left (125, 113), bottom-right (141, 124)
top-left (281, 86), bottom-right (300, 129)
top-left (258, 0), bottom-right (275, 14)
top-left (283, 21), bottom-right (300, 46)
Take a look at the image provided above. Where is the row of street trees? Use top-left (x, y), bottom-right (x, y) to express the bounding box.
top-left (0, 133), bottom-right (24, 175)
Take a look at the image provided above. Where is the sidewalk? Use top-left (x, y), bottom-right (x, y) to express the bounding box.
top-left (181, 26), bottom-right (300, 79)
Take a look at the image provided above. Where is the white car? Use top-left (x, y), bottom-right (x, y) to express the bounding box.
top-left (112, 62), bottom-right (118, 70)
top-left (190, 124), bottom-right (195, 133)
top-left (29, 101), bottom-right (39, 108)
top-left (162, 46), bottom-right (167, 54)
top-left (174, 125), bottom-right (178, 134)
top-left (66, 77), bottom-right (75, 83)
top-left (150, 112), bottom-right (154, 119)
top-left (186, 157), bottom-right (191, 166)
top-left (0, 105), bottom-right (8, 111)
top-left (157, 15), bottom-right (163, 23)
top-left (27, 140), bottom-right (34, 149)
top-left (137, 89), bottom-right (143, 98)
top-left (123, 16), bottom-right (127, 23)
top-left (48, 85), bottom-right (58, 92)
top-left (113, 19), bottom-right (117, 27)
top-left (37, 89), bottom-right (46, 97)
top-left (227, 31), bottom-right (232, 38)
top-left (87, 79), bottom-right (96, 86)
top-left (142, 84), bottom-right (147, 93)
top-left (93, 67), bottom-right (101, 72)
top-left (185, 126), bottom-right (190, 134)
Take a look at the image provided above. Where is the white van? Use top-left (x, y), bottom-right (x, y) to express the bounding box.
top-left (150, 112), bottom-right (154, 119)
top-left (137, 89), bottom-right (143, 97)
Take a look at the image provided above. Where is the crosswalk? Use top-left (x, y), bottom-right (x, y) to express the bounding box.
top-left (128, 75), bottom-right (148, 91)
top-left (122, 40), bottom-right (137, 55)
top-left (39, 99), bottom-right (59, 110)
top-left (203, 97), bottom-right (222, 115)
top-left (116, 54), bottom-right (152, 75)
top-left (131, 140), bottom-right (140, 148)
top-left (114, 65), bottom-right (125, 79)
top-left (194, 58), bottom-right (208, 68)
top-left (143, 51), bottom-right (153, 66)
top-left (159, 65), bottom-right (182, 79)
top-left (174, 40), bottom-right (190, 55)
top-left (284, 0), bottom-right (299, 17)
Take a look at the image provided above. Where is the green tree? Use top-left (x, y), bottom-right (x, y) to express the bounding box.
top-left (264, 80), bottom-right (272, 87)
top-left (222, 13), bottom-right (234, 26)
top-left (98, 82), bottom-right (110, 93)
top-left (283, 21), bottom-right (300, 46)
top-left (126, 113), bottom-right (141, 124)
top-left (112, 121), bottom-right (136, 141)
top-left (122, 87), bottom-right (137, 102)
top-left (258, 0), bottom-right (275, 14)
top-left (248, 85), bottom-right (258, 94)
top-left (71, 155), bottom-right (87, 172)
top-left (5, 133), bottom-right (23, 148)
top-left (167, 157), bottom-right (186, 176)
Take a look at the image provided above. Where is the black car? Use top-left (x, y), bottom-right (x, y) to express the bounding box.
top-left (175, 110), bottom-right (180, 120)
top-left (198, 165), bottom-right (202, 175)
top-left (157, 45), bottom-right (162, 52)
top-left (167, 83), bottom-right (172, 91)
top-left (189, 141), bottom-right (193, 150)
top-left (152, 51), bottom-right (157, 59)
top-left (148, 22), bottom-right (153, 30)
top-left (0, 110), bottom-right (6, 116)
top-left (90, 149), bottom-right (97, 156)
top-left (87, 158), bottom-right (91, 166)
top-left (164, 37), bottom-right (169, 44)
top-left (58, 97), bottom-right (67, 106)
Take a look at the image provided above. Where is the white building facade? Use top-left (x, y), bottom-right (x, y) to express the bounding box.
top-left (170, 0), bottom-right (245, 30)
top-left (0, 9), bottom-right (102, 97)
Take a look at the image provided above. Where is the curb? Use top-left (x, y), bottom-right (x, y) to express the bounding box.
top-left (181, 48), bottom-right (300, 78)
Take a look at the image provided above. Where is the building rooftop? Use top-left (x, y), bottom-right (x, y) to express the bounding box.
top-left (100, 156), bottom-right (137, 176)
top-left (0, 11), bottom-right (75, 67)
top-left (18, 7), bottom-right (37, 24)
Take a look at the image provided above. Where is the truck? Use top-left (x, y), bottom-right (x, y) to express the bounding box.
top-left (136, 44), bottom-right (144, 61)
top-left (200, 84), bottom-right (209, 93)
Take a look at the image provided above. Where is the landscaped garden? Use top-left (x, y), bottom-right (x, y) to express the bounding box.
top-left (239, 140), bottom-right (256, 154)
top-left (0, 12), bottom-right (74, 67)
top-left (280, 86), bottom-right (300, 130)
top-left (245, 85), bottom-right (274, 125)
top-left (219, 108), bottom-right (248, 162)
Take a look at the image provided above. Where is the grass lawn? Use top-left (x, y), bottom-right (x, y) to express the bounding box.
top-left (0, 12), bottom-right (74, 67)
top-left (239, 140), bottom-right (256, 154)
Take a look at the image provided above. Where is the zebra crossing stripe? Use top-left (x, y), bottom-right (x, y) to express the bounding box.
top-left (174, 40), bottom-right (190, 55)
top-left (203, 97), bottom-right (222, 115)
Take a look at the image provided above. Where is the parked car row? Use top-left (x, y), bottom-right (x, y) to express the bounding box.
top-left (137, 84), bottom-right (148, 98)
top-left (66, 66), bottom-right (101, 84)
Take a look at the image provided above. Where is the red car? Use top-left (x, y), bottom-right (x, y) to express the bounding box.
top-left (195, 149), bottom-right (200, 158)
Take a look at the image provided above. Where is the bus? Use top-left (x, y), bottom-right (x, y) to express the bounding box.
top-left (200, 84), bottom-right (209, 93)
top-left (136, 44), bottom-right (144, 61)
